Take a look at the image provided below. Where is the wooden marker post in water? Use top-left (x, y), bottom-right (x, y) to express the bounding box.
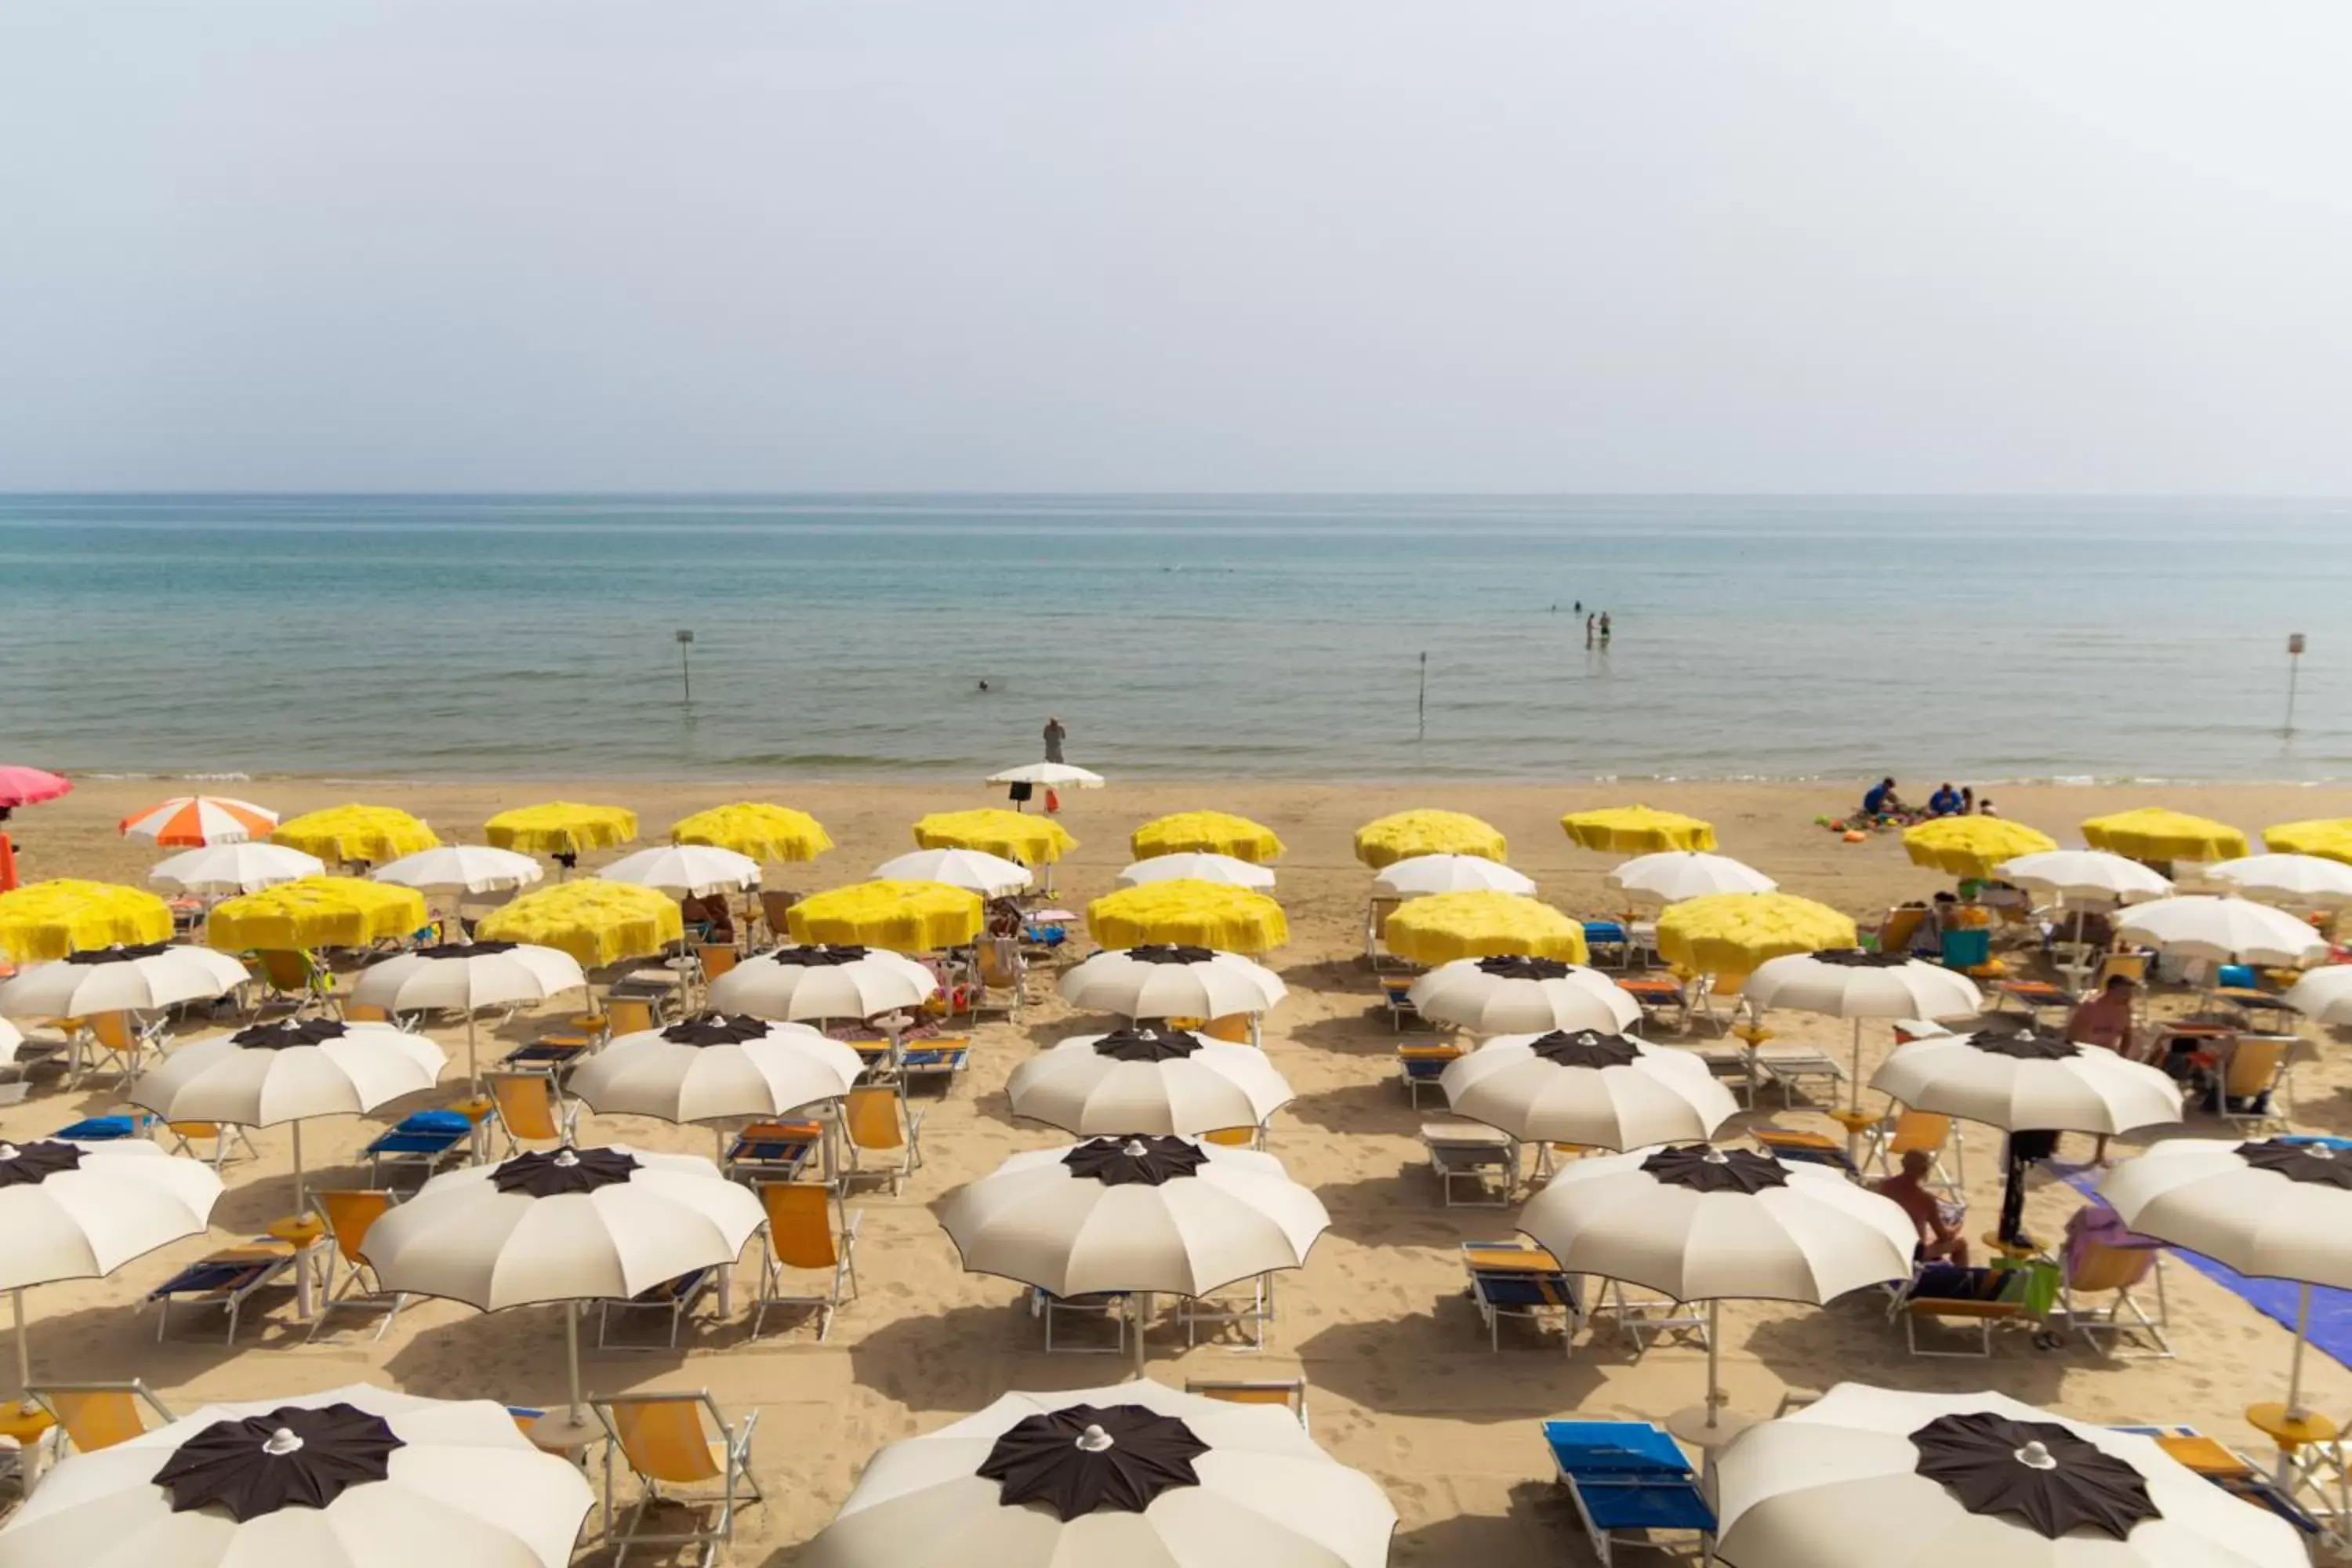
top-left (1418, 652), bottom-right (1428, 738)
top-left (2285, 632), bottom-right (2306, 735)
top-left (677, 628), bottom-right (695, 703)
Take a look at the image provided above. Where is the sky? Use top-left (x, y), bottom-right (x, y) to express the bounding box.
top-left (3, 1), bottom-right (2350, 494)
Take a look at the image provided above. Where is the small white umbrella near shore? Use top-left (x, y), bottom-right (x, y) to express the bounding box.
top-left (1117, 854), bottom-right (1276, 891)
top-left (1611, 851), bottom-right (1777, 902)
top-left (1407, 955), bottom-right (1639, 1035)
top-left (1372, 854), bottom-right (1535, 898)
top-left (149, 843), bottom-right (325, 895)
top-left (600, 844), bottom-right (761, 897)
top-left (1007, 1025), bottom-right (1295, 1139)
top-left (873, 849), bottom-right (1033, 898)
top-left (372, 846), bottom-right (546, 896)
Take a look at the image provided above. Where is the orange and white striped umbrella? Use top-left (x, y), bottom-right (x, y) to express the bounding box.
top-left (118, 795), bottom-right (279, 847)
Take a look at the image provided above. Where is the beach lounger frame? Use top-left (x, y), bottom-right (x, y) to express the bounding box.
top-left (2111, 1425), bottom-right (2325, 1538)
top-left (593, 1388), bottom-right (762, 1568)
top-left (1029, 1287), bottom-right (1129, 1354)
top-left (365, 1111), bottom-right (476, 1189)
top-left (150, 1240), bottom-right (297, 1343)
top-left (598, 1268), bottom-right (715, 1350)
top-left (1394, 1042), bottom-right (1461, 1106)
top-left (2063, 1238), bottom-right (2172, 1359)
top-left (308, 1189), bottom-right (408, 1344)
top-left (721, 1120), bottom-right (822, 1185)
top-left (29, 1380), bottom-right (175, 1459)
top-left (1461, 1241), bottom-right (1583, 1356)
top-left (1419, 1122), bottom-right (1520, 1207)
top-left (1615, 974), bottom-right (1691, 1034)
top-left (750, 1183), bottom-right (859, 1341)
top-left (1541, 1419), bottom-right (1715, 1567)
top-left (1180, 1271), bottom-right (1273, 1351)
top-left (1596, 1281), bottom-right (1710, 1352)
top-left (1185, 1377), bottom-right (1309, 1432)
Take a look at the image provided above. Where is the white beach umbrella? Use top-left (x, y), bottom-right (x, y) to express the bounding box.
top-left (566, 1013), bottom-right (861, 1133)
top-left (2100, 1137), bottom-right (2352, 1423)
top-left (1117, 853), bottom-right (1276, 891)
top-left (1059, 946), bottom-right (1287, 1022)
top-left (1714, 1381), bottom-right (2303, 1568)
top-left (941, 1135), bottom-right (1328, 1376)
top-left (0, 943), bottom-right (252, 1019)
top-left (348, 941), bottom-right (586, 1084)
top-left (371, 845), bottom-right (546, 895)
top-left (2284, 965), bottom-right (2352, 1026)
top-left (986, 762), bottom-right (1105, 790)
top-left (708, 944), bottom-right (938, 1022)
top-left (1007, 1025), bottom-right (1296, 1139)
top-left (1439, 1029), bottom-right (1736, 1151)
top-left (803, 1379), bottom-right (1396, 1568)
top-left (1994, 850), bottom-right (2172, 904)
top-left (1371, 854), bottom-right (1536, 898)
top-left (0, 1138), bottom-right (223, 1396)
top-left (2204, 853), bottom-right (2352, 909)
top-left (1406, 955), bottom-right (1639, 1035)
top-left (149, 843), bottom-right (325, 895)
top-left (127, 1017), bottom-right (446, 1206)
top-left (873, 848), bottom-right (1033, 898)
top-left (1517, 1145), bottom-right (1915, 1439)
top-left (0, 1383), bottom-right (595, 1568)
top-left (361, 1145), bottom-right (763, 1445)
top-left (598, 844), bottom-right (761, 897)
top-left (1744, 949), bottom-right (1984, 1123)
top-left (118, 795), bottom-right (279, 847)
top-left (1610, 851), bottom-right (1777, 902)
top-left (2113, 895), bottom-right (2328, 967)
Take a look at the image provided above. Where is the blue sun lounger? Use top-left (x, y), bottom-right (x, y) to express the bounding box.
top-left (151, 1240), bottom-right (298, 1343)
top-left (365, 1109), bottom-right (475, 1187)
top-left (1541, 1420), bottom-right (1714, 1566)
top-left (53, 1113), bottom-right (155, 1142)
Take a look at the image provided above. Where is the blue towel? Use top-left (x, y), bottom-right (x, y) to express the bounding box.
top-left (55, 1116), bottom-right (140, 1140)
top-left (401, 1110), bottom-right (474, 1134)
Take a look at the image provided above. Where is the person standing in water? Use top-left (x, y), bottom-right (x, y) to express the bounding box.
top-left (1584, 613), bottom-right (1596, 648)
top-left (1043, 715), bottom-right (1067, 764)
top-left (1598, 611), bottom-right (1612, 646)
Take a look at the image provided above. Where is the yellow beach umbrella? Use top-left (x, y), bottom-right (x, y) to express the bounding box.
top-left (1656, 892), bottom-right (1857, 978)
top-left (0, 880), bottom-right (174, 962)
top-left (484, 801), bottom-right (639, 859)
top-left (271, 804), bottom-right (439, 866)
top-left (1352, 810), bottom-right (1507, 869)
top-left (2265, 819), bottom-right (2352, 867)
top-left (1902, 817), bottom-right (2059, 880)
top-left (1383, 891), bottom-right (1588, 966)
top-left (1559, 805), bottom-right (1718, 855)
top-left (672, 801), bottom-right (833, 862)
top-left (913, 809), bottom-right (1077, 867)
top-left (477, 879), bottom-right (682, 966)
top-left (1130, 811), bottom-right (1285, 864)
top-left (207, 877), bottom-right (429, 953)
top-left (786, 880), bottom-right (982, 952)
top-left (1086, 880), bottom-right (1290, 955)
top-left (2081, 808), bottom-right (2248, 864)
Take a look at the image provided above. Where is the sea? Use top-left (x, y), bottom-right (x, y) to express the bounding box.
top-left (1, 494), bottom-right (2346, 785)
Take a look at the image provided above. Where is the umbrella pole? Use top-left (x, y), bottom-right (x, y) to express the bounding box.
top-left (1848, 1018), bottom-right (1864, 1115)
top-left (11, 1287), bottom-right (29, 1403)
top-left (2288, 1281), bottom-right (2313, 1417)
top-left (1131, 1291), bottom-right (1149, 1380)
top-left (1704, 1298), bottom-right (1722, 1429)
top-left (292, 1122), bottom-right (305, 1216)
top-left (466, 1009), bottom-right (480, 1091)
top-left (565, 1303), bottom-right (586, 1426)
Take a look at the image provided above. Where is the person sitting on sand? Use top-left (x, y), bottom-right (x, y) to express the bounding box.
top-left (1926, 782), bottom-right (1963, 817)
top-left (1873, 1149), bottom-right (1970, 1266)
top-left (1977, 797), bottom-right (2000, 817)
top-left (1860, 777), bottom-right (1907, 822)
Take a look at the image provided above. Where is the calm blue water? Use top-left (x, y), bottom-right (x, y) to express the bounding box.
top-left (1, 494), bottom-right (2346, 782)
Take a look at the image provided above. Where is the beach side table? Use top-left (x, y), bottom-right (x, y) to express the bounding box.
top-left (265, 1214), bottom-right (328, 1321)
top-left (2246, 1401), bottom-right (2341, 1526)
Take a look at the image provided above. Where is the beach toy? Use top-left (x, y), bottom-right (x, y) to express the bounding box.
top-left (912, 808), bottom-right (1076, 867)
top-left (477, 879), bottom-right (682, 965)
top-left (1086, 880), bottom-right (1289, 956)
top-left (1352, 810), bottom-right (1507, 869)
top-left (273, 804), bottom-right (438, 866)
top-left (2081, 807), bottom-right (2247, 864)
top-left (1381, 891), bottom-right (1588, 966)
top-left (1131, 811), bottom-right (1284, 864)
top-left (786, 880), bottom-right (982, 952)
top-left (207, 877), bottom-right (428, 952)
top-left (0, 879), bottom-right (175, 962)
top-left (1842, 830), bottom-right (1867, 843)
top-left (1559, 805), bottom-right (1717, 855)
top-left (485, 801), bottom-right (638, 859)
top-left (672, 801), bottom-right (833, 862)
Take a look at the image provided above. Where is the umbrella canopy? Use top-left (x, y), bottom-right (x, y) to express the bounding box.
top-left (129, 1018), bottom-right (446, 1127)
top-left (1007, 1026), bottom-right (1296, 1138)
top-left (670, 801), bottom-right (834, 862)
top-left (1745, 949), bottom-right (1983, 1019)
top-left (567, 1014), bottom-right (861, 1124)
top-left (474, 881), bottom-right (682, 967)
top-left (0, 944), bottom-right (251, 1019)
top-left (985, 762), bottom-right (1105, 790)
top-left (1371, 854), bottom-right (1536, 898)
top-left (709, 945), bottom-right (938, 1021)
top-left (1117, 854), bottom-right (1275, 891)
top-left (1440, 1029), bottom-right (1736, 1149)
top-left (1383, 891), bottom-right (1587, 966)
top-left (205, 877), bottom-right (429, 953)
top-left (1714, 1381), bottom-right (2303, 1568)
top-left (1994, 850), bottom-right (2172, 904)
top-left (788, 880), bottom-right (982, 952)
top-left (2285, 965), bottom-right (2352, 1026)
top-left (1902, 817), bottom-right (2059, 880)
top-left (350, 940), bottom-right (586, 1088)
top-left (1655, 893), bottom-right (1856, 978)
top-left (118, 795), bottom-right (278, 848)
top-left (871, 849), bottom-right (1032, 898)
top-left (370, 846), bottom-right (545, 895)
top-left (1610, 851), bottom-right (1776, 902)
top-left (1560, 805), bottom-right (1717, 855)
top-left (2112, 895), bottom-right (2327, 966)
top-left (0, 881), bottom-right (175, 962)
top-left (598, 844), bottom-right (761, 897)
top-left (1352, 810), bottom-right (1506, 869)
top-left (0, 1384), bottom-right (595, 1568)
top-left (1087, 882), bottom-right (1290, 956)
top-left (913, 809), bottom-right (1077, 867)
top-left (2263, 818), bottom-right (2352, 867)
top-left (1130, 811), bottom-right (1284, 864)
top-left (1060, 946), bottom-right (1287, 1021)
top-left (2082, 808), bottom-right (2249, 864)
top-left (1870, 1025), bottom-right (2183, 1135)
top-left (1406, 955), bottom-right (1639, 1034)
top-left (150, 843), bottom-right (325, 895)
top-left (2203, 853), bottom-right (2352, 908)
top-left (271, 805), bottom-right (438, 866)
top-left (481, 802), bottom-right (637, 860)
top-left (0, 768), bottom-right (70, 815)
top-left (802, 1380), bottom-right (1395, 1568)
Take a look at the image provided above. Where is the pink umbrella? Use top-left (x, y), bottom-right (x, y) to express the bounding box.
top-left (0, 768), bottom-right (69, 822)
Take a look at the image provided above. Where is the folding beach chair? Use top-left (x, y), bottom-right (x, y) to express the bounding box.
top-left (1750, 1127), bottom-right (1860, 1179)
top-left (1861, 1109), bottom-right (1964, 1196)
top-left (1885, 1264), bottom-right (2026, 1357)
top-left (1199, 1124), bottom-right (1267, 1152)
top-left (1461, 1240), bottom-right (1581, 1355)
top-left (1365, 895), bottom-right (1404, 969)
top-left (1616, 973), bottom-right (1691, 1034)
top-left (693, 942), bottom-right (739, 1003)
top-left (2212, 1035), bottom-right (2294, 1134)
top-left (969, 940), bottom-right (1026, 1022)
top-left (1395, 1042), bottom-right (1461, 1106)
top-left (500, 1036), bottom-right (591, 1073)
top-left (309, 1189), bottom-right (406, 1342)
top-left (2063, 1234), bottom-right (2172, 1358)
top-left (593, 1390), bottom-right (762, 1568)
top-left (1750, 1045), bottom-right (1846, 1109)
top-left (757, 892), bottom-right (797, 945)
top-left (365, 1109), bottom-right (475, 1189)
top-left (30, 1381), bottom-right (174, 1458)
top-left (1181, 1271), bottom-right (1274, 1350)
top-left (1185, 1377), bottom-right (1309, 1432)
top-left (598, 1268), bottom-right (714, 1349)
top-left (250, 949), bottom-right (335, 1018)
top-left (1201, 1011), bottom-right (1258, 1046)
top-left (486, 1070), bottom-right (579, 1155)
top-left (72, 1011), bottom-right (165, 1089)
top-left (751, 1183), bottom-right (859, 1341)
top-left (1029, 1287), bottom-right (1127, 1354)
top-left (1540, 1420), bottom-right (1715, 1567)
top-left (842, 1085), bottom-right (922, 1195)
top-left (601, 997), bottom-right (658, 1038)
top-left (1582, 920), bottom-right (1632, 969)
top-left (163, 1118), bottom-right (260, 1171)
top-left (2110, 1426), bottom-right (2323, 1537)
top-left (1420, 1120), bottom-right (1519, 1207)
top-left (150, 1240), bottom-right (297, 1342)
top-left (722, 1120), bottom-right (821, 1185)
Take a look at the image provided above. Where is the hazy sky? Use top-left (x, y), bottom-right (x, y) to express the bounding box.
top-left (5, 2), bottom-right (2350, 492)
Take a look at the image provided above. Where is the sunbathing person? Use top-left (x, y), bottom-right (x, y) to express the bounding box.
top-left (1872, 1149), bottom-right (1970, 1266)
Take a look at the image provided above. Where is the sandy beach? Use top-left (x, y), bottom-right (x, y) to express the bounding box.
top-left (6, 774), bottom-right (2351, 1565)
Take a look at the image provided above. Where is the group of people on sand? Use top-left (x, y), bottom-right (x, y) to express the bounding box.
top-left (1858, 776), bottom-right (1998, 826)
